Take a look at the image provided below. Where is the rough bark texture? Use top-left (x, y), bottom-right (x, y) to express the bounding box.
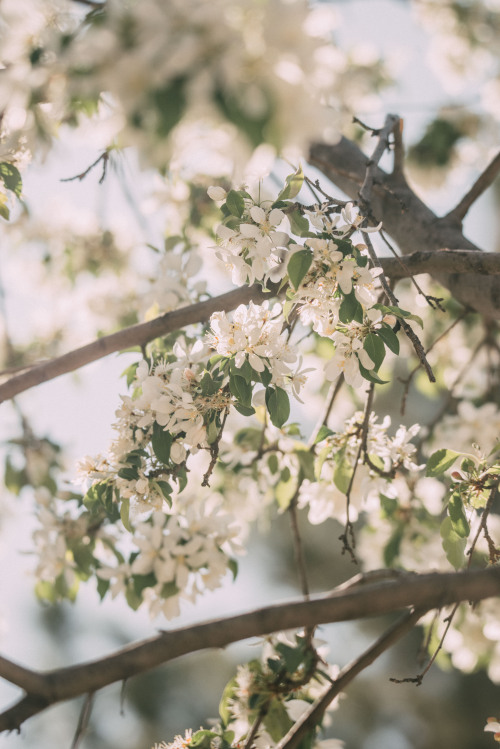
top-left (310, 139), bottom-right (500, 318)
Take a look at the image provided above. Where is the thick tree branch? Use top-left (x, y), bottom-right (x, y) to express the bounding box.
top-left (0, 284), bottom-right (271, 404)
top-left (1, 567), bottom-right (499, 733)
top-left (0, 250), bottom-right (498, 405)
top-left (309, 137), bottom-right (500, 319)
top-left (445, 151), bottom-right (500, 224)
top-left (0, 657), bottom-right (46, 695)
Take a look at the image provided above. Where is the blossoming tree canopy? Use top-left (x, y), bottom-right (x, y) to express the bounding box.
top-left (2, 0), bottom-right (500, 747)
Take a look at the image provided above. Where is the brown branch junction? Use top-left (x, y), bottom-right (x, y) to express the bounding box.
top-left (1, 567), bottom-right (499, 733)
top-left (0, 249), bottom-right (498, 405)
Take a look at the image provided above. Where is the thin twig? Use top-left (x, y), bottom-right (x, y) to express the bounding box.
top-left (276, 607), bottom-right (425, 749)
top-left (352, 116), bottom-right (382, 135)
top-left (71, 692), bottom-right (95, 749)
top-left (359, 114), bottom-right (399, 205)
top-left (399, 310), bottom-right (468, 415)
top-left (61, 151), bottom-right (109, 184)
top-left (362, 232), bottom-right (436, 382)
top-left (339, 387), bottom-right (373, 562)
top-left (392, 479), bottom-right (500, 686)
top-left (244, 707), bottom-right (267, 749)
top-left (379, 230), bottom-right (445, 310)
top-left (202, 408), bottom-right (229, 486)
top-left (308, 377), bottom-right (344, 447)
top-left (415, 336), bottom-right (487, 448)
top-left (289, 499), bottom-right (310, 600)
top-left (446, 151), bottom-right (500, 223)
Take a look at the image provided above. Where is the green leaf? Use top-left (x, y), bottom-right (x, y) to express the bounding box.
top-left (363, 333), bottom-right (386, 370)
top-left (234, 427), bottom-right (263, 449)
top-left (200, 371), bottom-right (222, 396)
top-left (176, 465), bottom-right (188, 493)
top-left (448, 490), bottom-right (470, 538)
top-left (358, 363), bottom-right (389, 384)
top-left (384, 528), bottom-right (403, 567)
top-left (234, 403), bottom-right (256, 417)
top-left (120, 495), bottom-right (133, 532)
top-left (228, 558), bottom-right (238, 580)
top-left (380, 493), bottom-right (398, 518)
top-left (460, 458), bottom-right (475, 474)
top-left (124, 450), bottom-right (145, 467)
top-left (214, 85), bottom-right (271, 148)
top-left (376, 325), bottom-right (400, 355)
top-left (372, 303), bottom-right (423, 327)
top-left (288, 209), bottom-right (310, 237)
top-left (406, 313), bottom-right (424, 328)
top-left (4, 456), bottom-right (27, 496)
top-left (277, 164), bottom-right (304, 201)
top-left (339, 292), bottom-right (363, 324)
top-left (296, 449), bottom-right (315, 482)
top-left (313, 425), bottom-right (335, 444)
top-left (259, 367), bottom-right (272, 387)
top-left (440, 516), bottom-right (467, 569)
top-left (161, 580), bottom-right (180, 599)
top-left (334, 453), bottom-right (353, 494)
top-left (275, 473), bottom-right (297, 510)
top-left (0, 192), bottom-right (9, 220)
top-left (125, 585), bottom-right (142, 611)
top-left (0, 162), bottom-right (22, 197)
top-left (426, 449), bottom-right (460, 477)
top-left (283, 299), bottom-right (295, 322)
top-left (265, 386), bottom-right (290, 429)
top-left (268, 453), bottom-right (279, 474)
top-left (219, 677), bottom-right (238, 725)
top-left (152, 421), bottom-right (172, 464)
top-left (191, 730), bottom-right (218, 749)
top-left (96, 577), bottom-right (110, 600)
top-left (117, 466), bottom-right (139, 481)
top-left (133, 572), bottom-right (157, 596)
top-left (315, 443), bottom-right (332, 480)
top-left (229, 373), bottom-right (253, 407)
top-left (225, 189), bottom-right (245, 218)
top-left (156, 480), bottom-right (172, 504)
top-left (287, 249), bottom-right (313, 290)
top-left (84, 481), bottom-right (116, 517)
top-left (275, 640), bottom-right (305, 673)
top-left (231, 356), bottom-right (254, 383)
top-left (263, 699), bottom-right (293, 743)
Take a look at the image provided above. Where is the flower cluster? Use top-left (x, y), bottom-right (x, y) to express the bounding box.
top-left (214, 199), bottom-right (290, 285)
top-left (152, 632), bottom-right (343, 748)
top-left (298, 412), bottom-right (421, 525)
top-left (0, 0), bottom-right (343, 170)
top-left (210, 176), bottom-right (406, 389)
top-left (208, 301), bottom-right (295, 385)
top-left (97, 495), bottom-right (243, 620)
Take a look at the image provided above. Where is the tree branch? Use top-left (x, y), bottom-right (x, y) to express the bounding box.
top-left (359, 114), bottom-right (399, 205)
top-left (445, 151), bottom-right (500, 224)
top-left (0, 656), bottom-right (46, 695)
top-left (1, 567), bottom-right (499, 733)
top-left (0, 284), bottom-right (272, 404)
top-left (0, 249), bottom-right (498, 405)
top-left (309, 137), bottom-right (500, 319)
top-left (277, 607), bottom-right (424, 749)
